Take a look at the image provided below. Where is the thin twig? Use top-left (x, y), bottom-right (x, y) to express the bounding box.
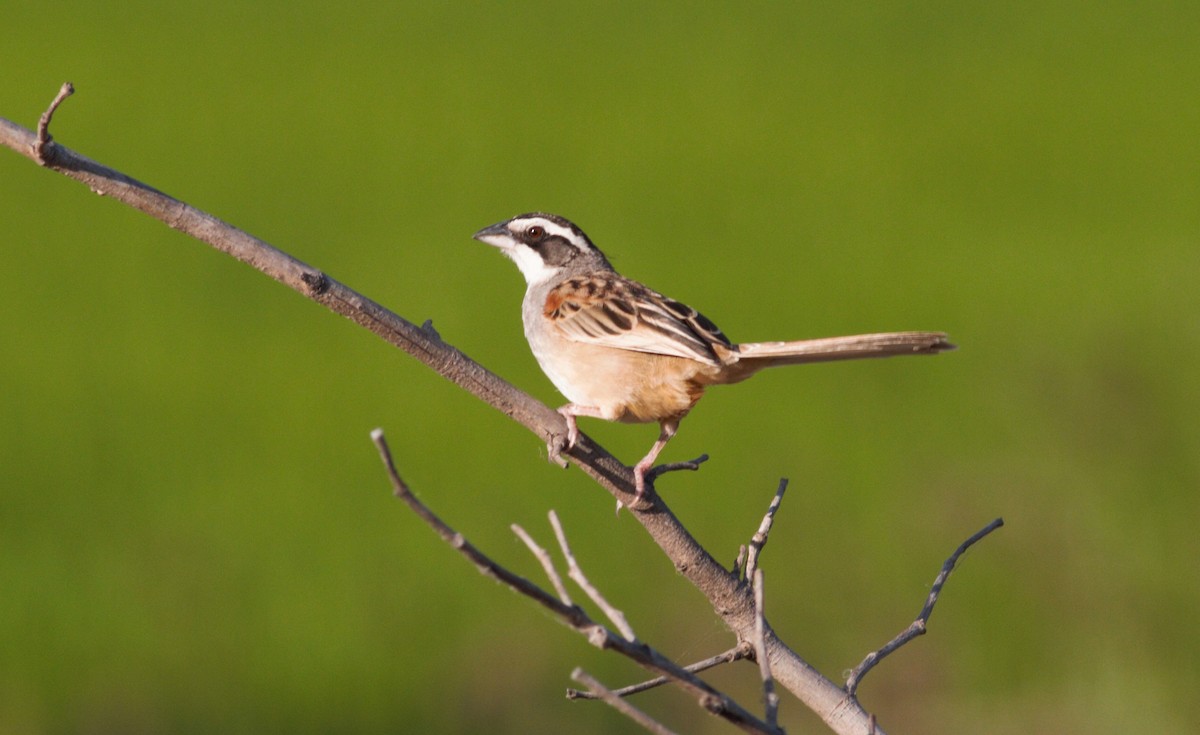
top-left (753, 570), bottom-right (780, 727)
top-left (512, 523), bottom-right (573, 607)
top-left (33, 82), bottom-right (73, 164)
top-left (549, 510), bottom-right (637, 642)
top-left (619, 454), bottom-right (712, 513)
top-left (370, 430), bottom-right (586, 625)
top-left (845, 517), bottom-right (1005, 695)
top-left (646, 453), bottom-right (710, 484)
top-left (567, 644), bottom-right (752, 700)
top-left (745, 479), bottom-right (788, 582)
top-left (733, 545), bottom-right (748, 578)
top-left (571, 668), bottom-right (681, 735)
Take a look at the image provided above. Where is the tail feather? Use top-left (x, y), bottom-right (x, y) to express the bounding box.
top-left (719, 331), bottom-right (954, 381)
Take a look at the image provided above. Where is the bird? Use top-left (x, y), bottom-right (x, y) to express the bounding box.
top-left (474, 213), bottom-right (953, 501)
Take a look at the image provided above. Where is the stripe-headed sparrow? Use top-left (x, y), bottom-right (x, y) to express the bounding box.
top-left (474, 213), bottom-right (952, 499)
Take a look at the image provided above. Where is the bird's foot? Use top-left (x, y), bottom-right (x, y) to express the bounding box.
top-left (557, 407), bottom-right (581, 449)
top-left (616, 455), bottom-right (709, 513)
top-left (547, 408), bottom-right (582, 468)
top-left (613, 464), bottom-right (651, 515)
top-left (547, 442), bottom-right (570, 469)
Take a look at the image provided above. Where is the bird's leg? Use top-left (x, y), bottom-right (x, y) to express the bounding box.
top-left (632, 420), bottom-right (679, 499)
top-left (559, 409), bottom-right (581, 449)
top-left (549, 404), bottom-right (606, 465)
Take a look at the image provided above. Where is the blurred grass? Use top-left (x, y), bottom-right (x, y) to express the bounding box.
top-left (2, 2), bottom-right (1198, 734)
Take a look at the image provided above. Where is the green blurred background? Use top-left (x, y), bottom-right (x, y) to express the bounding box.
top-left (2, 3), bottom-right (1197, 733)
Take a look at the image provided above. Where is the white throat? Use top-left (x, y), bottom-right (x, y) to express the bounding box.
top-left (506, 244), bottom-right (561, 286)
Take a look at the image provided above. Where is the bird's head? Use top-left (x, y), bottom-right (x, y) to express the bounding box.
top-left (473, 213), bottom-right (613, 285)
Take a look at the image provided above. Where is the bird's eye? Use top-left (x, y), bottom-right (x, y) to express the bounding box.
top-left (526, 225), bottom-right (545, 240)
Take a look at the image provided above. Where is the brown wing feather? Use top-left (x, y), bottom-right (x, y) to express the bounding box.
top-left (544, 275), bottom-right (732, 366)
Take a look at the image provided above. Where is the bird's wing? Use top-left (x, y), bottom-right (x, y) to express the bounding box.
top-left (542, 275), bottom-right (732, 366)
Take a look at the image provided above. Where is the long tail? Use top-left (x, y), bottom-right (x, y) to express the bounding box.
top-left (719, 331), bottom-right (954, 382)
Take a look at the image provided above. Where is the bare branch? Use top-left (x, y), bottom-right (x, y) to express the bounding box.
top-left (845, 517), bottom-right (1005, 695)
top-left (753, 570), bottom-right (780, 727)
top-left (512, 523), bottom-right (573, 607)
top-left (567, 644), bottom-right (752, 700)
top-left (745, 479), bottom-right (788, 582)
top-left (571, 669), bottom-right (681, 735)
top-left (372, 430), bottom-right (781, 735)
top-left (370, 430), bottom-right (586, 626)
top-left (549, 510), bottom-right (637, 642)
top-left (33, 82), bottom-right (73, 164)
top-left (4, 98), bottom-right (591, 492)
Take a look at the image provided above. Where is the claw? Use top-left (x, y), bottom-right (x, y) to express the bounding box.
top-left (546, 432), bottom-right (571, 469)
top-left (547, 441), bottom-right (570, 469)
top-left (557, 407), bottom-right (581, 449)
top-left (548, 407), bottom-right (580, 468)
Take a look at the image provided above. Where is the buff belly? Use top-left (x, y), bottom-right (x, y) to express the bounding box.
top-left (529, 336), bottom-right (716, 424)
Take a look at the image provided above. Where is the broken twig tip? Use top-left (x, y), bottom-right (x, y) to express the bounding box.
top-left (33, 82), bottom-right (76, 164)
